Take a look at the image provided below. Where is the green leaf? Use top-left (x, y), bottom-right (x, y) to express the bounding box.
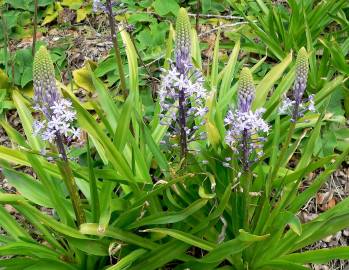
top-left (68, 237), bottom-right (108, 256)
top-left (210, 31), bottom-right (220, 90)
top-left (3, 168), bottom-right (53, 208)
top-left (128, 199), bottom-right (208, 229)
top-left (259, 260), bottom-right (310, 270)
top-left (314, 76), bottom-right (344, 104)
top-left (144, 228), bottom-right (215, 251)
top-left (63, 88), bottom-right (135, 181)
top-left (0, 258), bottom-right (78, 270)
top-left (281, 247), bottom-right (349, 264)
top-left (199, 230), bottom-right (269, 263)
top-left (0, 206), bottom-right (32, 241)
top-left (219, 39), bottom-right (240, 99)
top-left (106, 249), bottom-right (147, 270)
top-left (12, 90), bottom-right (43, 151)
top-left (252, 52), bottom-right (292, 110)
top-left (153, 0), bottom-right (180, 16)
top-left (0, 242), bottom-right (61, 260)
top-left (80, 223), bottom-right (158, 250)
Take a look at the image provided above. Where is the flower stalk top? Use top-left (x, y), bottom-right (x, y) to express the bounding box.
top-left (237, 67), bottom-right (255, 113)
top-left (175, 8), bottom-right (192, 74)
top-left (293, 47), bottom-right (309, 103)
top-left (279, 47), bottom-right (314, 120)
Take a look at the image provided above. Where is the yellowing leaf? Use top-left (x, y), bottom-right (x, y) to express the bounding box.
top-left (61, 0), bottom-right (83, 9)
top-left (0, 69), bottom-right (10, 89)
top-left (42, 3), bottom-right (62, 25)
top-left (76, 6), bottom-right (91, 22)
top-left (206, 121), bottom-right (221, 146)
top-left (73, 62), bottom-right (97, 92)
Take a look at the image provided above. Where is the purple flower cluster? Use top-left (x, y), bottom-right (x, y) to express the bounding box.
top-left (279, 47), bottom-right (315, 121)
top-left (224, 68), bottom-right (269, 169)
top-left (33, 99), bottom-right (80, 143)
top-left (159, 8), bottom-right (208, 156)
top-left (33, 46), bottom-right (80, 143)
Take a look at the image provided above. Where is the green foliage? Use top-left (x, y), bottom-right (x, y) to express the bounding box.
top-left (0, 1), bottom-right (348, 270)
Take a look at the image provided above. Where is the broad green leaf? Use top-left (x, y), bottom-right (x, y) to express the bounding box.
top-left (0, 258), bottom-right (78, 270)
top-left (314, 76), bottom-right (344, 104)
top-left (0, 194), bottom-right (86, 239)
top-left (128, 240), bottom-right (189, 270)
top-left (106, 249), bottom-right (147, 270)
top-left (144, 228), bottom-right (215, 251)
top-left (0, 242), bottom-right (60, 260)
top-left (219, 39), bottom-right (240, 99)
top-left (153, 0), bottom-right (179, 16)
top-left (12, 90), bottom-right (43, 151)
top-left (3, 168), bottom-right (53, 208)
top-left (80, 223), bottom-right (158, 250)
top-left (128, 199), bottom-right (208, 229)
top-left (199, 230), bottom-right (269, 263)
top-left (63, 88), bottom-right (135, 181)
top-left (0, 206), bottom-right (31, 241)
top-left (252, 52), bottom-right (292, 110)
top-left (191, 28), bottom-right (202, 69)
top-left (281, 247), bottom-right (349, 264)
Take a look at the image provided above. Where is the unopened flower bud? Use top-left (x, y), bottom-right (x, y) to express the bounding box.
top-left (175, 8), bottom-right (191, 74)
top-left (293, 47), bottom-right (308, 102)
top-left (237, 68), bottom-right (255, 112)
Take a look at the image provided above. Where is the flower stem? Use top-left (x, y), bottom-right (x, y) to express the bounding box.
top-left (55, 133), bottom-right (86, 226)
top-left (241, 130), bottom-right (251, 230)
top-left (178, 88), bottom-right (188, 159)
top-left (105, 0), bottom-right (127, 94)
top-left (32, 0), bottom-right (38, 56)
top-left (86, 135), bottom-right (100, 223)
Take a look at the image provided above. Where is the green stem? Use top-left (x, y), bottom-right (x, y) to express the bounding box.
top-left (0, 9), bottom-right (8, 73)
top-left (32, 0), bottom-right (38, 56)
top-left (242, 171), bottom-right (252, 231)
top-left (55, 134), bottom-right (86, 226)
top-left (105, 0), bottom-right (127, 94)
top-left (86, 135), bottom-right (100, 223)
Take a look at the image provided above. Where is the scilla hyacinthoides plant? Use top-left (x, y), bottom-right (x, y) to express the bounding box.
top-left (32, 46), bottom-right (85, 225)
top-left (159, 8), bottom-right (208, 158)
top-left (1, 6), bottom-right (349, 270)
